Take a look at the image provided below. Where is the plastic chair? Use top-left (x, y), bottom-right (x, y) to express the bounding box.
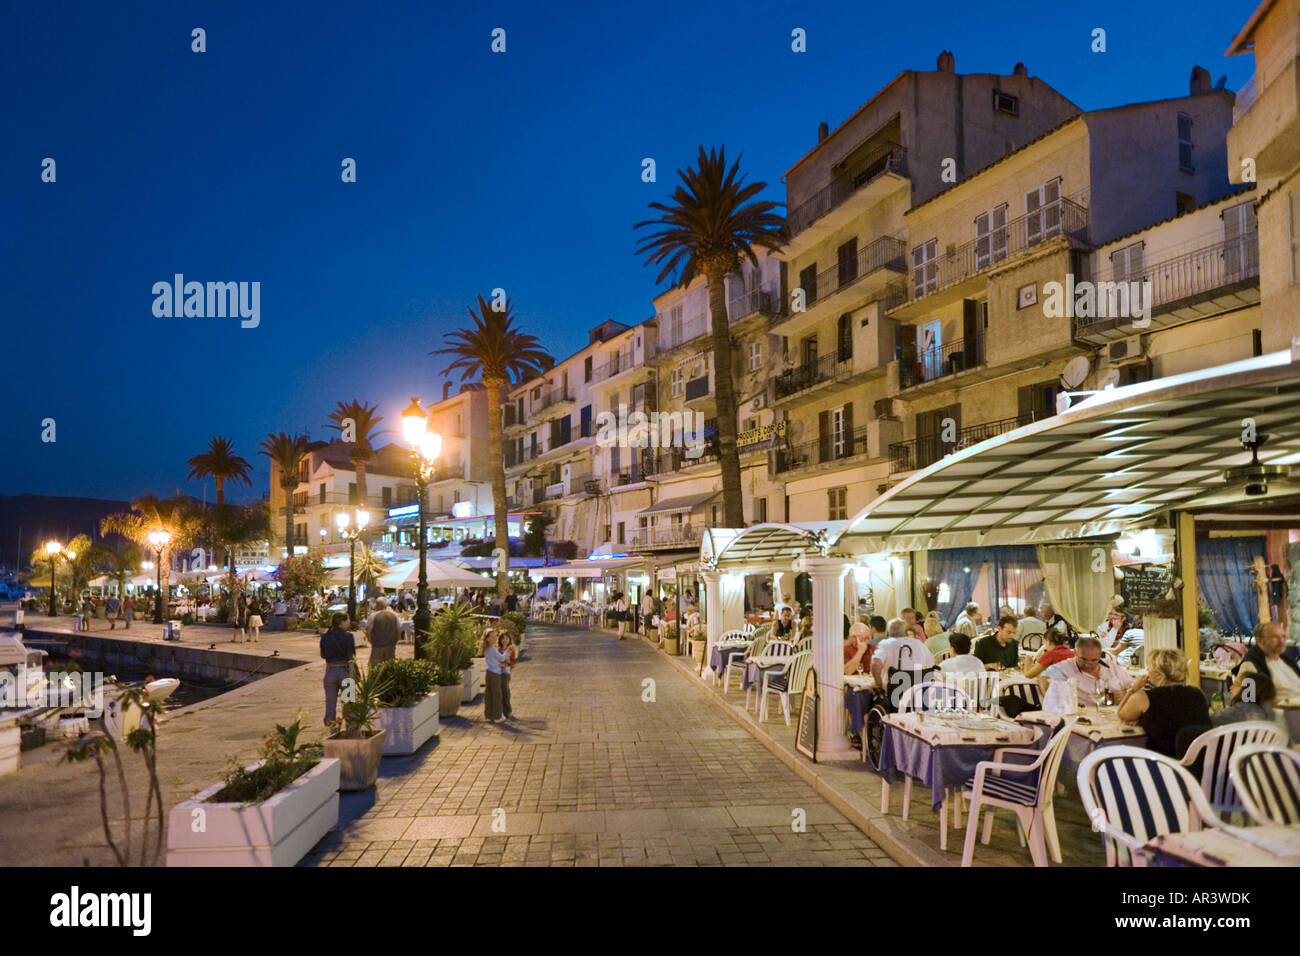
top-left (1020, 631), bottom-right (1043, 652)
top-left (745, 640), bottom-right (794, 711)
top-left (898, 681), bottom-right (972, 713)
top-left (759, 650), bottom-right (813, 725)
top-left (1077, 745), bottom-right (1231, 866)
top-left (962, 718), bottom-right (1077, 866)
top-left (1229, 744), bottom-right (1300, 826)
top-left (1179, 722), bottom-right (1288, 815)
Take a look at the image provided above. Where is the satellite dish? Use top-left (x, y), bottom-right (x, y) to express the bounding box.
top-left (1060, 356), bottom-right (1090, 389)
top-left (1100, 368), bottom-right (1121, 390)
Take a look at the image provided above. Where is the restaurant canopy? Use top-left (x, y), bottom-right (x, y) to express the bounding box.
top-left (377, 558), bottom-right (493, 589)
top-left (535, 556), bottom-right (644, 579)
top-left (638, 491), bottom-right (719, 516)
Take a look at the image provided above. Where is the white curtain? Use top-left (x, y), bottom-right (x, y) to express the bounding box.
top-left (1036, 543), bottom-right (1115, 633)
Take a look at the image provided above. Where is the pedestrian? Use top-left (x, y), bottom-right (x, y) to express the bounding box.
top-left (615, 591), bottom-right (629, 640)
top-left (80, 595), bottom-right (94, 632)
top-left (122, 594), bottom-right (135, 629)
top-left (319, 612), bottom-right (356, 728)
top-left (641, 590), bottom-right (656, 640)
top-left (484, 628), bottom-right (511, 722)
top-left (498, 629), bottom-right (516, 720)
top-left (367, 596), bottom-right (400, 666)
top-left (106, 593), bottom-right (121, 631)
top-left (246, 596), bottom-right (263, 642)
top-left (505, 588), bottom-right (518, 613)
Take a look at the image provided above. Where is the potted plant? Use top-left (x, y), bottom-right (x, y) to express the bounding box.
top-left (375, 659), bottom-right (439, 755)
top-left (427, 603), bottom-right (478, 717)
top-left (167, 715), bottom-right (339, 867)
top-left (661, 622), bottom-right (679, 656)
top-left (322, 664), bottom-right (392, 791)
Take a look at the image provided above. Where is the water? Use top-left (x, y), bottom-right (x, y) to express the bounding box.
top-left (45, 651), bottom-right (244, 709)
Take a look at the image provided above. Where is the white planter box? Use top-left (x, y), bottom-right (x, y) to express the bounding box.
top-left (472, 657), bottom-right (486, 691)
top-left (379, 695), bottom-right (439, 756)
top-left (166, 757), bottom-right (340, 867)
top-left (461, 665), bottom-right (479, 703)
top-left (0, 726), bottom-right (19, 776)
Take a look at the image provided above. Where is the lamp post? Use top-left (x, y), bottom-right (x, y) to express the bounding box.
top-left (336, 509), bottom-right (370, 624)
top-left (147, 530), bottom-right (172, 624)
top-left (43, 540), bottom-right (75, 617)
top-left (401, 398), bottom-right (442, 658)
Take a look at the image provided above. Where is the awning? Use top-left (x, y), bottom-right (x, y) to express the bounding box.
top-left (835, 349), bottom-right (1300, 553)
top-left (639, 491), bottom-right (718, 516)
top-left (708, 522), bottom-right (850, 571)
top-left (536, 556), bottom-right (644, 579)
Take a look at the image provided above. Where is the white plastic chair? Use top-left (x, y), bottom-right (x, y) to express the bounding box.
top-left (898, 681), bottom-right (972, 713)
top-left (743, 622), bottom-right (756, 636)
top-left (745, 640), bottom-right (793, 712)
top-left (1229, 744), bottom-right (1300, 826)
top-left (1077, 745), bottom-right (1231, 866)
top-left (939, 671), bottom-right (1001, 714)
top-left (1180, 721), bottom-right (1288, 815)
top-left (724, 634), bottom-right (765, 694)
top-left (961, 718), bottom-right (1076, 866)
top-left (759, 650), bottom-right (813, 724)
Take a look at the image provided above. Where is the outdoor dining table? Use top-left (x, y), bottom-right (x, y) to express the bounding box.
top-left (741, 655), bottom-right (789, 692)
top-left (708, 641), bottom-right (750, 679)
top-left (1016, 707), bottom-right (1147, 771)
top-left (1139, 824), bottom-right (1300, 867)
top-left (876, 711), bottom-right (1041, 851)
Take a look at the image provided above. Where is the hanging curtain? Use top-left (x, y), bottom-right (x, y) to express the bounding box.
top-left (1197, 536), bottom-right (1266, 637)
top-left (926, 548), bottom-right (985, 628)
top-left (990, 546), bottom-right (1044, 617)
top-left (1037, 543), bottom-right (1115, 634)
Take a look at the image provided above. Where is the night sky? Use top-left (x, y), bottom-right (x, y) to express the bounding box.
top-left (1, 0), bottom-right (1255, 503)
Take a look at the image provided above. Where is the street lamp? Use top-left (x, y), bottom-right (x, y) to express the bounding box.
top-left (336, 509), bottom-right (370, 624)
top-left (147, 529), bottom-right (172, 624)
top-left (402, 397), bottom-right (442, 658)
top-left (43, 540), bottom-right (75, 617)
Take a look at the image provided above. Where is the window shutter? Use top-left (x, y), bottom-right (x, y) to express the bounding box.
top-left (842, 402), bottom-right (854, 456)
top-left (818, 410), bottom-right (831, 463)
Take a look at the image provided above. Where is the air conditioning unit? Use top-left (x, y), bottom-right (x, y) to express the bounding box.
top-left (1107, 337), bottom-right (1144, 365)
top-left (751, 394), bottom-right (766, 410)
top-left (874, 398), bottom-right (898, 420)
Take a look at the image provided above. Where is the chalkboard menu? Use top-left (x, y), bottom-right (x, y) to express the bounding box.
top-left (795, 667), bottom-right (818, 762)
top-left (1120, 563), bottom-right (1173, 613)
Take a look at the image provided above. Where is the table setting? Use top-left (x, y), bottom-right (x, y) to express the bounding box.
top-left (1141, 824), bottom-right (1300, 867)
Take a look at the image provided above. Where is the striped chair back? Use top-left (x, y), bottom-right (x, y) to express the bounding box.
top-left (743, 623), bottom-right (756, 636)
top-left (720, 629), bottom-right (749, 644)
top-left (898, 681), bottom-right (972, 713)
top-left (746, 634), bottom-right (768, 659)
top-left (941, 671), bottom-right (1000, 713)
top-left (751, 623), bottom-right (771, 641)
top-left (1230, 744), bottom-right (1300, 826)
top-left (764, 641), bottom-right (794, 659)
top-left (794, 636), bottom-right (812, 654)
top-left (1001, 679), bottom-right (1043, 711)
top-left (1077, 746), bottom-right (1217, 866)
top-left (1181, 722), bottom-right (1289, 814)
top-left (787, 651), bottom-right (814, 698)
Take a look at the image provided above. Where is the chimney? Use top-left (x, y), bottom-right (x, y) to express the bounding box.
top-left (818, 121), bottom-right (829, 142)
top-left (1189, 65), bottom-right (1211, 95)
top-left (936, 50), bottom-right (955, 73)
top-left (442, 381), bottom-right (452, 400)
top-left (1013, 62), bottom-right (1027, 77)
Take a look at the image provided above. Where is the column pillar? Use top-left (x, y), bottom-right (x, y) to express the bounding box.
top-left (796, 556), bottom-right (858, 761)
top-left (1176, 512), bottom-right (1200, 686)
top-left (700, 569), bottom-right (722, 675)
top-left (773, 571), bottom-right (789, 606)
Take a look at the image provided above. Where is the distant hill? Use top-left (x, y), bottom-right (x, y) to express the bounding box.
top-left (0, 494), bottom-right (131, 571)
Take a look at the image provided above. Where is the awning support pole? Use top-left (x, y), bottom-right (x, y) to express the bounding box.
top-left (1177, 512), bottom-right (1200, 686)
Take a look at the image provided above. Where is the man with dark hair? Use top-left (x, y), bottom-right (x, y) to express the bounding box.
top-left (974, 615), bottom-right (1021, 671)
top-left (939, 633), bottom-right (984, 673)
top-left (320, 612), bottom-right (355, 727)
top-left (868, 615), bottom-right (888, 647)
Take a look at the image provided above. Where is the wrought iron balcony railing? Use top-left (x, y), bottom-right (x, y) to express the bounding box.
top-left (899, 332), bottom-right (985, 389)
top-left (788, 145), bottom-right (908, 236)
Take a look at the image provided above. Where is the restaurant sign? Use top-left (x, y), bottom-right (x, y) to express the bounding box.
top-left (1120, 563), bottom-right (1174, 614)
top-left (737, 420), bottom-right (787, 450)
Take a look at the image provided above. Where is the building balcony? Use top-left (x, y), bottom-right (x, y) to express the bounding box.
top-left (683, 374), bottom-right (711, 403)
top-left (776, 235), bottom-right (906, 337)
top-left (787, 145), bottom-right (909, 242)
top-left (888, 414), bottom-right (1038, 474)
top-left (899, 332), bottom-right (986, 390)
top-left (630, 524), bottom-right (701, 551)
top-left (771, 426), bottom-right (873, 476)
top-left (1227, 58), bottom-right (1300, 182)
top-left (1072, 236), bottom-right (1262, 346)
top-left (890, 196), bottom-right (1089, 320)
top-left (728, 287), bottom-right (781, 322)
top-left (590, 353), bottom-right (650, 388)
top-left (534, 386), bottom-right (576, 418)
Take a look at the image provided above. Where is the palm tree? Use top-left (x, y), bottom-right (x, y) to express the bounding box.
top-left (636, 146), bottom-right (787, 528)
top-left (186, 436), bottom-right (253, 581)
top-left (88, 540), bottom-right (143, 597)
top-left (259, 432), bottom-right (310, 561)
top-left (435, 295), bottom-right (552, 599)
top-left (327, 400), bottom-right (384, 538)
top-left (100, 496), bottom-right (199, 614)
top-left (204, 501), bottom-right (273, 614)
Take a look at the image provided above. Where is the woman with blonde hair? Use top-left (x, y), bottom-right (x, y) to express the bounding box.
top-left (1117, 648), bottom-right (1210, 757)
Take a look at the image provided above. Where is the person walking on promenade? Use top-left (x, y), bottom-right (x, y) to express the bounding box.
top-left (320, 612), bottom-right (356, 728)
top-left (484, 630), bottom-right (511, 722)
top-left (106, 593), bottom-right (121, 631)
top-left (615, 591), bottom-right (630, 640)
top-left (80, 595), bottom-right (94, 632)
top-left (122, 594), bottom-right (135, 629)
top-left (367, 596), bottom-right (400, 666)
top-left (246, 596), bottom-right (264, 642)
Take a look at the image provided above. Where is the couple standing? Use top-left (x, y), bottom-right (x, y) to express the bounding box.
top-left (484, 628), bottom-right (516, 722)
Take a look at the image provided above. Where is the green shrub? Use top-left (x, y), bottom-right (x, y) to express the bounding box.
top-left (374, 658), bottom-right (437, 708)
top-left (211, 715), bottom-right (322, 804)
top-left (181, 612), bottom-right (195, 625)
top-left (502, 611), bottom-right (527, 638)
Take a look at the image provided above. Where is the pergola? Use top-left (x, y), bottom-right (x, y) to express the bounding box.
top-left (700, 349), bottom-right (1300, 759)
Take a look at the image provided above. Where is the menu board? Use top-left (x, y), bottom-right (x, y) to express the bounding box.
top-left (795, 667), bottom-right (818, 762)
top-left (1120, 563), bottom-right (1173, 613)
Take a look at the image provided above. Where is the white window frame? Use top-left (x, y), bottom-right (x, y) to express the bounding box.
top-left (747, 340), bottom-right (763, 371)
top-left (830, 405), bottom-right (848, 459)
top-left (975, 203), bottom-right (1008, 269)
top-left (828, 486), bottom-right (847, 521)
top-left (912, 238), bottom-right (938, 298)
top-left (1025, 178), bottom-right (1062, 245)
top-left (670, 367), bottom-right (684, 397)
top-left (1110, 242), bottom-right (1145, 283)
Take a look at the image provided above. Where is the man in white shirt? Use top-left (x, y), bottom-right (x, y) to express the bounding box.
top-left (1017, 611), bottom-right (1047, 643)
top-left (952, 603), bottom-right (980, 638)
top-left (1237, 621), bottom-right (1300, 698)
top-left (938, 633), bottom-right (985, 674)
top-left (1041, 636), bottom-right (1135, 711)
top-left (871, 618), bottom-right (935, 687)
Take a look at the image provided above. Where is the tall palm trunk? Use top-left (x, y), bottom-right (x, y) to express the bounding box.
top-left (282, 478), bottom-right (296, 561)
top-left (706, 265), bottom-right (745, 528)
top-left (486, 376), bottom-right (509, 600)
top-left (352, 456), bottom-right (369, 544)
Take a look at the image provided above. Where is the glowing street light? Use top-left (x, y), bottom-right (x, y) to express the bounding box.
top-left (401, 397), bottom-right (441, 656)
top-left (43, 540), bottom-right (75, 617)
top-left (336, 508), bottom-right (370, 624)
top-left (147, 529), bottom-right (172, 624)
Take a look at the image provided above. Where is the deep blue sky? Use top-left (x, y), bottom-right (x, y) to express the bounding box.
top-left (1, 0), bottom-right (1256, 503)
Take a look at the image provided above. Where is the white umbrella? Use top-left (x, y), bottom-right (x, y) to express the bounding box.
top-left (377, 558), bottom-right (493, 589)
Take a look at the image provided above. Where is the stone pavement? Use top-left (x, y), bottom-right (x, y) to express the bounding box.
top-left (305, 625), bottom-right (896, 866)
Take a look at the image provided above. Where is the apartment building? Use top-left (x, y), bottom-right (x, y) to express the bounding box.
top-left (775, 55), bottom-right (1081, 521)
top-left (877, 77), bottom-right (1237, 493)
top-left (1227, 0), bottom-right (1300, 354)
